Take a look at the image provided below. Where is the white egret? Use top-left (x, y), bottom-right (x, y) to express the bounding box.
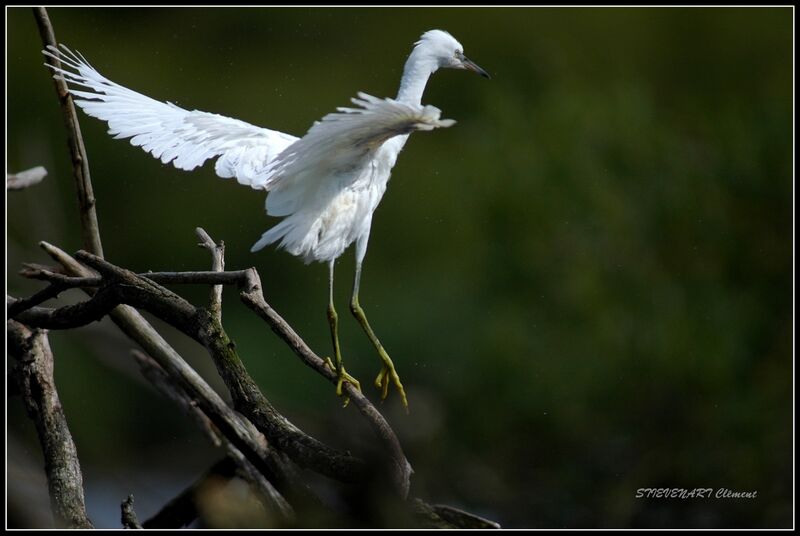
top-left (43, 29), bottom-right (489, 409)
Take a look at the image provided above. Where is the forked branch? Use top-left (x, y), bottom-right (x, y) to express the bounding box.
top-left (10, 248), bottom-right (379, 489)
top-left (11, 236), bottom-right (412, 496)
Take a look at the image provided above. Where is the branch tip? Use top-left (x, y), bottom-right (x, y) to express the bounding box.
top-left (121, 494), bottom-right (142, 529)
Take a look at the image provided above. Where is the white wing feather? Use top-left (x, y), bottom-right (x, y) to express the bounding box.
top-left (259, 92), bottom-right (455, 218)
top-left (263, 92), bottom-right (455, 191)
top-left (250, 93), bottom-right (455, 253)
top-left (42, 44), bottom-right (298, 189)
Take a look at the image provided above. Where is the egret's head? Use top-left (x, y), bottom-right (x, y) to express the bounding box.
top-left (415, 29), bottom-right (490, 79)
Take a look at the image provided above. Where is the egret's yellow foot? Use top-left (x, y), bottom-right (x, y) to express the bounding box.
top-left (324, 357), bottom-right (361, 407)
top-left (373, 352), bottom-right (408, 411)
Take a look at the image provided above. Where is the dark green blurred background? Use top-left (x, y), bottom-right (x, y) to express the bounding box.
top-left (7, 7), bottom-right (793, 528)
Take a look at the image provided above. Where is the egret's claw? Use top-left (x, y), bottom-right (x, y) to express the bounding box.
top-left (374, 366), bottom-right (387, 390)
top-left (374, 360), bottom-right (408, 410)
top-left (325, 357), bottom-right (361, 407)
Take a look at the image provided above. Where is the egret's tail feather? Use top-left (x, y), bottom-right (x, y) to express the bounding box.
top-left (251, 220), bottom-right (292, 253)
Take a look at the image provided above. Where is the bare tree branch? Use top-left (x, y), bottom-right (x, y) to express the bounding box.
top-left (13, 229), bottom-right (499, 529)
top-left (143, 270), bottom-right (251, 285)
top-left (33, 7), bottom-right (103, 257)
top-left (7, 320), bottom-right (93, 529)
top-left (32, 243), bottom-right (301, 493)
top-left (20, 245), bottom-right (412, 495)
top-left (74, 252), bottom-right (369, 486)
top-left (7, 166), bottom-right (47, 190)
top-left (7, 285), bottom-right (70, 319)
top-left (19, 264), bottom-right (99, 285)
top-left (7, 264), bottom-right (102, 318)
top-left (9, 249), bottom-right (368, 484)
top-left (18, 262), bottom-right (242, 288)
top-left (13, 240), bottom-right (413, 497)
top-left (196, 227), bottom-right (225, 324)
top-left (40, 240), bottom-right (96, 276)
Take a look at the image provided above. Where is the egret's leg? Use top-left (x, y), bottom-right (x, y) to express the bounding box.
top-left (324, 260), bottom-right (360, 406)
top-left (350, 262), bottom-right (408, 410)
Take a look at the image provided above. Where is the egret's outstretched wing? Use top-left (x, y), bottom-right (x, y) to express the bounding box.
top-left (262, 92), bottom-right (455, 191)
top-left (42, 44), bottom-right (298, 189)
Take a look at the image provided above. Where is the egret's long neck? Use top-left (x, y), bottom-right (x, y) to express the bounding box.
top-left (396, 48), bottom-right (437, 106)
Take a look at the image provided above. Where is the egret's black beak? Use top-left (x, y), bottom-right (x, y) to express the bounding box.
top-left (462, 55), bottom-right (491, 79)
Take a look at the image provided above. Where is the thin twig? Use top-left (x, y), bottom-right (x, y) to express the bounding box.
top-left (33, 7), bottom-right (103, 257)
top-left (196, 228), bottom-right (225, 323)
top-left (19, 263), bottom-right (243, 288)
top-left (7, 265), bottom-right (101, 317)
top-left (39, 241), bottom-right (95, 276)
top-left (411, 500), bottom-right (502, 529)
top-left (19, 264), bottom-right (100, 286)
top-left (121, 495), bottom-right (142, 529)
top-left (143, 270), bottom-right (251, 285)
top-left (7, 166), bottom-right (47, 190)
top-left (7, 285), bottom-right (69, 319)
top-left (8, 320), bottom-right (93, 529)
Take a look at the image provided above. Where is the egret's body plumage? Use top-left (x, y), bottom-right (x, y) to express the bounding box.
top-left (44, 29), bottom-right (488, 407)
top-left (256, 144), bottom-right (392, 263)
